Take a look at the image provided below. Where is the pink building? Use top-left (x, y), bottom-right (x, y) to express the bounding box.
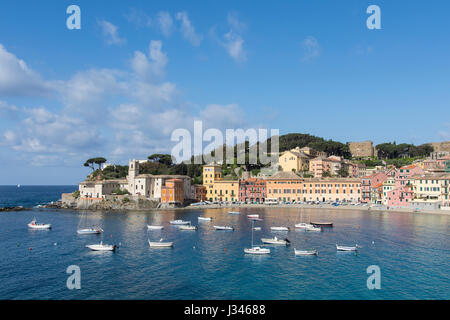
top-left (362, 172), bottom-right (388, 203)
top-left (386, 185), bottom-right (414, 208)
top-left (394, 165), bottom-right (424, 188)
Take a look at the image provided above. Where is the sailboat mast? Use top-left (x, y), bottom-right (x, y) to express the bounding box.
top-left (251, 219), bottom-right (254, 248)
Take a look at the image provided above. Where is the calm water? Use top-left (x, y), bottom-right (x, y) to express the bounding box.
top-left (0, 186), bottom-right (448, 300)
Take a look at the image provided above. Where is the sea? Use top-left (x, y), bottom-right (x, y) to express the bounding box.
top-left (0, 185), bottom-right (448, 300)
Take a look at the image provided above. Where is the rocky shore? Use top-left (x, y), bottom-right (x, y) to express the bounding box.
top-left (0, 206), bottom-right (31, 212)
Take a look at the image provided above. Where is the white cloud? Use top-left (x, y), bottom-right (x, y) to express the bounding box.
top-left (98, 20), bottom-right (126, 45)
top-left (301, 36), bottom-right (320, 61)
top-left (176, 11), bottom-right (202, 46)
top-left (157, 11), bottom-right (174, 37)
top-left (0, 44), bottom-right (53, 97)
top-left (131, 40), bottom-right (168, 82)
top-left (215, 13), bottom-right (247, 62)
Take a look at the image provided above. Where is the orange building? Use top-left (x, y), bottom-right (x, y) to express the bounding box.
top-left (194, 184), bottom-right (207, 202)
top-left (161, 179), bottom-right (184, 204)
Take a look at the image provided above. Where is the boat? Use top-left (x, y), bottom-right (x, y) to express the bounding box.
top-left (261, 236), bottom-right (291, 246)
top-left (169, 220), bottom-right (190, 225)
top-left (17, 184), bottom-right (21, 188)
top-left (294, 249), bottom-right (318, 256)
top-left (179, 225), bottom-right (197, 230)
top-left (295, 222), bottom-right (314, 229)
top-left (77, 227), bottom-right (103, 235)
top-left (253, 227), bottom-right (261, 231)
top-left (228, 211), bottom-right (240, 215)
top-left (198, 217), bottom-right (212, 221)
top-left (147, 225), bottom-right (164, 230)
top-left (214, 225), bottom-right (234, 231)
top-left (148, 239), bottom-right (173, 248)
top-left (249, 217), bottom-right (263, 221)
top-left (28, 218), bottom-right (51, 229)
top-left (310, 222), bottom-right (333, 227)
top-left (270, 226), bottom-right (289, 232)
top-left (247, 214), bottom-right (259, 218)
top-left (305, 225), bottom-right (322, 232)
top-left (244, 220), bottom-right (270, 255)
top-left (336, 244), bottom-right (359, 251)
top-left (86, 241), bottom-right (116, 251)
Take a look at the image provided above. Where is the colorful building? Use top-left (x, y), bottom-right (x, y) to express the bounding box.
top-left (265, 171), bottom-right (303, 203)
top-left (361, 172), bottom-right (388, 203)
top-left (386, 185), bottom-right (414, 208)
top-left (161, 179), bottom-right (184, 204)
top-left (239, 178), bottom-right (266, 203)
top-left (202, 164), bottom-right (239, 202)
top-left (193, 184), bottom-right (207, 202)
top-left (278, 149), bottom-right (311, 172)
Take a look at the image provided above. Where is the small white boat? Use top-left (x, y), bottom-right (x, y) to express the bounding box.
top-left (148, 239), bottom-right (173, 247)
top-left (336, 244), bottom-right (359, 251)
top-left (77, 227), bottom-right (103, 234)
top-left (261, 236), bottom-right (291, 245)
top-left (247, 214), bottom-right (259, 218)
top-left (253, 227), bottom-right (261, 231)
top-left (198, 217), bottom-right (212, 221)
top-left (86, 241), bottom-right (116, 251)
top-left (294, 249), bottom-right (318, 256)
top-left (306, 226), bottom-right (322, 232)
top-left (147, 225), bottom-right (164, 230)
top-left (28, 218), bottom-right (51, 229)
top-left (214, 225), bottom-right (234, 231)
top-left (295, 222), bottom-right (314, 229)
top-left (179, 225), bottom-right (197, 230)
top-left (170, 220), bottom-right (190, 225)
top-left (228, 211), bottom-right (240, 215)
top-left (270, 226), bottom-right (289, 232)
top-left (244, 246), bottom-right (270, 255)
top-left (249, 217), bottom-right (263, 221)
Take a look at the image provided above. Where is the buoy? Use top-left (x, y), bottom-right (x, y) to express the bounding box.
top-left (54, 242), bottom-right (57, 246)
top-left (29, 247), bottom-right (32, 251)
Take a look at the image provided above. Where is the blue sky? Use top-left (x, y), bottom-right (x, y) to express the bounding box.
top-left (1, 0), bottom-right (450, 184)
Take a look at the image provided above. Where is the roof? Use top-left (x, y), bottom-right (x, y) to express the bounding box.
top-left (267, 171), bottom-right (303, 180)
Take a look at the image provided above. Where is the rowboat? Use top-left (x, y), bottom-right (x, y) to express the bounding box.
top-left (147, 225), bottom-right (164, 230)
top-left (305, 226), bottom-right (322, 232)
top-left (86, 241), bottom-right (116, 251)
top-left (294, 249), bottom-right (318, 256)
top-left (170, 220), bottom-right (190, 225)
top-left (310, 222), bottom-right (333, 227)
top-left (214, 225), bottom-right (234, 231)
top-left (77, 227), bottom-right (103, 234)
top-left (336, 244), bottom-right (359, 251)
top-left (261, 236), bottom-right (291, 246)
top-left (270, 226), bottom-right (289, 232)
top-left (244, 246), bottom-right (270, 255)
top-left (179, 225), bottom-right (197, 230)
top-left (28, 218), bottom-right (51, 229)
top-left (148, 239), bottom-right (173, 248)
top-left (228, 211), bottom-right (240, 215)
top-left (198, 217), bottom-right (212, 221)
top-left (247, 214), bottom-right (259, 218)
top-left (295, 222), bottom-right (314, 229)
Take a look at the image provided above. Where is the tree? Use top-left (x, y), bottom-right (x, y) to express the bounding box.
top-left (84, 157), bottom-right (107, 171)
top-left (337, 167), bottom-right (349, 177)
top-left (323, 170), bottom-right (332, 177)
top-left (148, 154), bottom-right (174, 166)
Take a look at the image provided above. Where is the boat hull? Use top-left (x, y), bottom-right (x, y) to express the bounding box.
top-left (270, 227), bottom-right (289, 232)
top-left (86, 244), bottom-right (116, 251)
top-left (77, 228), bottom-right (102, 235)
top-left (261, 238), bottom-right (290, 245)
top-left (244, 247), bottom-right (270, 255)
top-left (28, 223), bottom-right (51, 229)
top-left (179, 226), bottom-right (197, 230)
top-left (336, 245), bottom-right (358, 251)
top-left (214, 226), bottom-right (234, 230)
top-left (148, 241), bottom-right (173, 248)
top-left (310, 222), bottom-right (333, 227)
top-left (147, 225), bottom-right (164, 230)
top-left (170, 220), bottom-right (190, 225)
top-left (294, 249), bottom-right (318, 256)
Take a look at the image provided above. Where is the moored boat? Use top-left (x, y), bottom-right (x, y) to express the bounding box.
top-left (77, 227), bottom-right (103, 234)
top-left (148, 239), bottom-right (173, 248)
top-left (179, 225), bottom-right (197, 230)
top-left (147, 225), bottom-right (164, 230)
top-left (270, 226), bottom-right (289, 232)
top-left (261, 236), bottom-right (291, 246)
top-left (295, 222), bottom-right (314, 229)
top-left (198, 217), bottom-right (212, 221)
top-left (170, 220), bottom-right (190, 225)
top-left (247, 214), bottom-right (259, 218)
top-left (336, 244), bottom-right (359, 251)
top-left (310, 222), bottom-right (333, 227)
top-left (294, 249), bottom-right (318, 256)
top-left (305, 225), bottom-right (322, 232)
top-left (86, 241), bottom-right (116, 251)
top-left (28, 218), bottom-right (51, 229)
top-left (244, 246), bottom-right (270, 255)
top-left (228, 211), bottom-right (240, 215)
top-left (214, 225), bottom-right (234, 231)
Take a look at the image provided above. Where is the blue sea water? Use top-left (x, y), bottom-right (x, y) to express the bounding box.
top-left (0, 186), bottom-right (448, 300)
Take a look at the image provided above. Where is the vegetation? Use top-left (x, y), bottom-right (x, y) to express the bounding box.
top-left (375, 142), bottom-right (433, 159)
top-left (72, 190), bottom-right (80, 199)
top-left (112, 188), bottom-right (130, 195)
top-left (89, 165), bottom-right (129, 181)
top-left (83, 157), bottom-right (107, 171)
top-left (337, 167), bottom-right (349, 177)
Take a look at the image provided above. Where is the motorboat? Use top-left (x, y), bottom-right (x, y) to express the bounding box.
top-left (244, 246), bottom-right (270, 255)
top-left (244, 220), bottom-right (270, 255)
top-left (294, 249), bottom-right (318, 256)
top-left (170, 220), bottom-right (190, 225)
top-left (147, 225), bottom-right (164, 230)
top-left (270, 226), bottom-right (289, 232)
top-left (310, 222), bottom-right (333, 227)
top-left (77, 227), bottom-right (103, 235)
top-left (228, 211), bottom-right (240, 215)
top-left (148, 239), bottom-right (173, 248)
top-left (336, 244), bottom-right (359, 251)
top-left (179, 225), bottom-right (197, 230)
top-left (261, 236), bottom-right (291, 246)
top-left (253, 227), bottom-right (261, 231)
top-left (198, 217), bottom-right (212, 221)
top-left (214, 225), bottom-right (234, 231)
top-left (247, 214), bottom-right (259, 218)
top-left (305, 226), bottom-right (322, 232)
top-left (86, 241), bottom-right (116, 251)
top-left (295, 222), bottom-right (314, 229)
top-left (28, 218), bottom-right (51, 229)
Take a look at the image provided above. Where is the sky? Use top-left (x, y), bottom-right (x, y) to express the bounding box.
top-left (1, 0), bottom-right (450, 184)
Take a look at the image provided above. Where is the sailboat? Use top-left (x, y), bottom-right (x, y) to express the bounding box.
top-left (244, 220), bottom-right (270, 255)
top-left (295, 209), bottom-right (314, 229)
top-left (77, 211), bottom-right (103, 235)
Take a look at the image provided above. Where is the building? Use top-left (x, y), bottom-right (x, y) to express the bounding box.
top-left (278, 149), bottom-right (311, 172)
top-left (395, 165), bottom-right (424, 188)
top-left (410, 174), bottom-right (450, 207)
top-left (386, 185), bottom-right (414, 208)
top-left (79, 179), bottom-right (127, 199)
top-left (309, 157), bottom-right (333, 178)
top-left (382, 177), bottom-right (395, 205)
top-left (202, 164), bottom-right (239, 202)
top-left (265, 171), bottom-right (304, 203)
top-left (193, 185), bottom-right (207, 202)
top-left (361, 172), bottom-right (388, 203)
top-left (161, 179), bottom-right (184, 204)
top-left (239, 178), bottom-right (266, 203)
top-left (347, 141), bottom-right (377, 158)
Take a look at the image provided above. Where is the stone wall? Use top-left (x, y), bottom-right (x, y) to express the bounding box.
top-left (429, 141), bottom-right (450, 152)
top-left (347, 141), bottom-right (375, 158)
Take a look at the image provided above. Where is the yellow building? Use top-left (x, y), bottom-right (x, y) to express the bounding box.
top-left (203, 164), bottom-right (239, 202)
top-left (278, 150), bottom-right (311, 172)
